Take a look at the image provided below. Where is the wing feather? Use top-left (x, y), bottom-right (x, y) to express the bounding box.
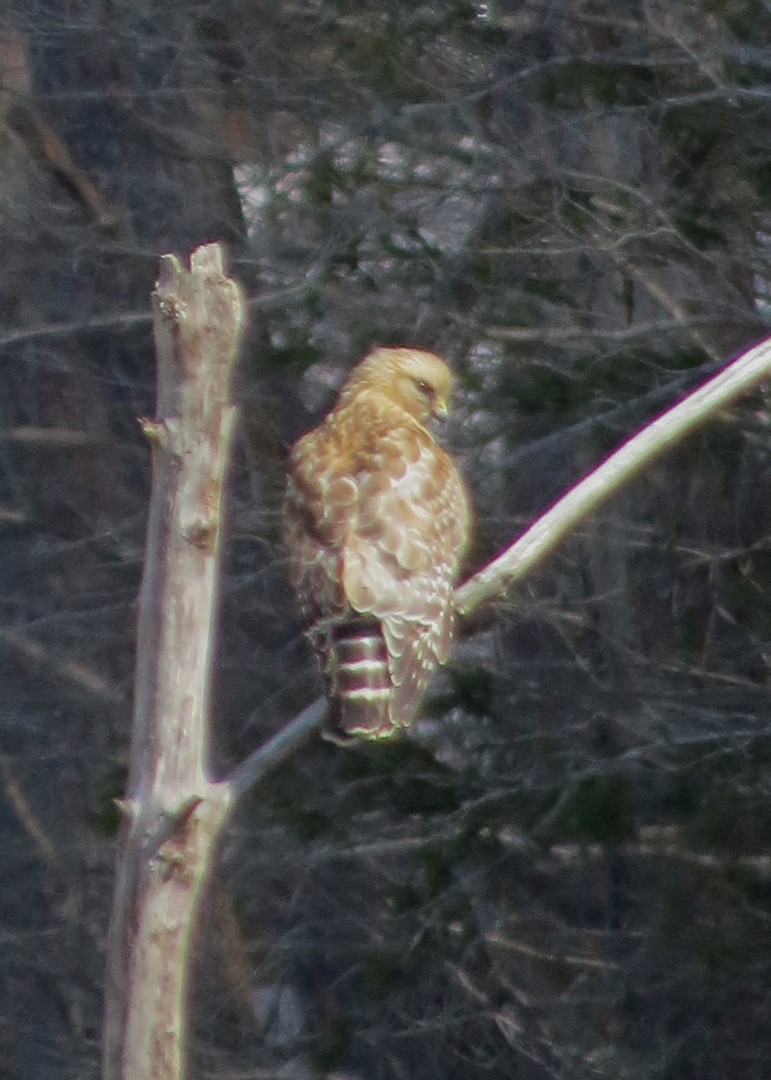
top-left (342, 427), bottom-right (469, 728)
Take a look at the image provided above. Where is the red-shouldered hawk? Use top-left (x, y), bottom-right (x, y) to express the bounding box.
top-left (283, 347), bottom-right (470, 744)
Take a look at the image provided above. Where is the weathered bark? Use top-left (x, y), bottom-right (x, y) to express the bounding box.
top-left (102, 244), bottom-right (243, 1080)
top-left (102, 242), bottom-right (324, 1080)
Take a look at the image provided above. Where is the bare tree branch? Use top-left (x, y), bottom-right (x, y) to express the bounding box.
top-left (455, 334), bottom-right (771, 616)
top-left (224, 698), bottom-right (326, 803)
top-left (102, 244), bottom-right (245, 1080)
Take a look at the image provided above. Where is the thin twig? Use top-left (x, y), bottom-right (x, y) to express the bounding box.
top-left (0, 626), bottom-right (127, 705)
top-left (224, 699), bottom-right (326, 802)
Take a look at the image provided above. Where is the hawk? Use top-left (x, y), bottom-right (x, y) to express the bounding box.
top-left (283, 347), bottom-right (470, 744)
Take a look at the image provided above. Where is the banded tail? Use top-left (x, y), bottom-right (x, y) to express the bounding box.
top-left (324, 620), bottom-right (394, 743)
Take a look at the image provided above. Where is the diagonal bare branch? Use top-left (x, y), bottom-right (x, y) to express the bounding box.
top-left (455, 334), bottom-right (771, 616)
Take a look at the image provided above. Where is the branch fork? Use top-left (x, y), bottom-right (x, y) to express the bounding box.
top-left (103, 241), bottom-right (771, 1080)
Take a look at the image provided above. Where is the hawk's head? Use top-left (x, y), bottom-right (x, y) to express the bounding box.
top-left (340, 347), bottom-right (455, 425)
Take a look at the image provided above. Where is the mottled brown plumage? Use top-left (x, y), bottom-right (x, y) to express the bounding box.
top-left (283, 347), bottom-right (470, 743)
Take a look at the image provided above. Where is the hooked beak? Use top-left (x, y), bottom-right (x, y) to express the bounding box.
top-left (433, 397), bottom-right (449, 421)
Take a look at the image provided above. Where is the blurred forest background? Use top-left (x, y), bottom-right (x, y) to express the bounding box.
top-left (2, 1), bottom-right (771, 1078)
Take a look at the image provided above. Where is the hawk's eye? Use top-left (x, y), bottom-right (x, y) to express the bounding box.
top-left (415, 379), bottom-right (433, 398)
